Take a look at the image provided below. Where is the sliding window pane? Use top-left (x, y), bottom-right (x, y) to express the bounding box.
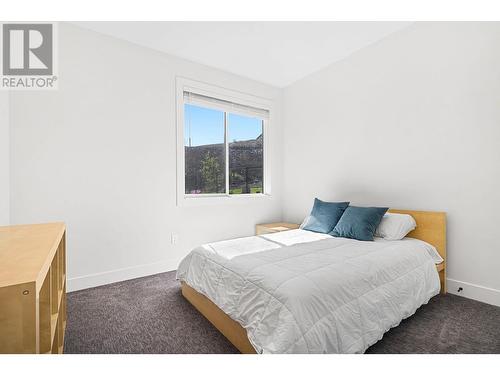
top-left (184, 104), bottom-right (225, 194)
top-left (228, 113), bottom-right (264, 194)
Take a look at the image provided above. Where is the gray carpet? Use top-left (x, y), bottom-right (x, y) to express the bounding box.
top-left (64, 271), bottom-right (500, 354)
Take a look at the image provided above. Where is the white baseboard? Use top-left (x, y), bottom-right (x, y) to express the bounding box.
top-left (68, 265), bottom-right (500, 308)
top-left (447, 278), bottom-right (500, 307)
top-left (67, 258), bottom-right (178, 292)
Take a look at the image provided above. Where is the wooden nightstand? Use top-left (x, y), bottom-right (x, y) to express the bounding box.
top-left (255, 222), bottom-right (300, 235)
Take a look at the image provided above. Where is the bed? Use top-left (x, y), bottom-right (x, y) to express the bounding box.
top-left (176, 209), bottom-right (446, 354)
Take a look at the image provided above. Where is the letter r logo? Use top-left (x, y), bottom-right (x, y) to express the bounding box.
top-left (3, 24), bottom-right (53, 75)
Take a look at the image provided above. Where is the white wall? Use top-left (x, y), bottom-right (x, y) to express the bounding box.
top-left (0, 92), bottom-right (9, 226)
top-left (283, 22), bottom-right (500, 306)
top-left (9, 22), bottom-right (500, 306)
top-left (9, 23), bottom-right (284, 291)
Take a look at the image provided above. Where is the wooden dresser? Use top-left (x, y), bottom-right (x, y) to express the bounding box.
top-left (0, 223), bottom-right (67, 354)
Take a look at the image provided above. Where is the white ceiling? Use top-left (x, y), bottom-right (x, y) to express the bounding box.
top-left (75, 22), bottom-right (412, 87)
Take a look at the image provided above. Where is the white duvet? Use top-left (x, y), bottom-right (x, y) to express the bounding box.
top-left (176, 229), bottom-right (442, 354)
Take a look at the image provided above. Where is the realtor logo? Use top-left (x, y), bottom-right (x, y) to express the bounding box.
top-left (1, 22), bottom-right (58, 89)
top-left (3, 24), bottom-right (53, 75)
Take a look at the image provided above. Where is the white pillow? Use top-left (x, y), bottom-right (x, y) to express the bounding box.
top-left (375, 213), bottom-right (416, 240)
top-left (412, 238), bottom-right (444, 264)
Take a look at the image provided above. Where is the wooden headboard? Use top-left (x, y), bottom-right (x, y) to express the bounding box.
top-left (388, 209), bottom-right (446, 260)
top-left (389, 209), bottom-right (447, 292)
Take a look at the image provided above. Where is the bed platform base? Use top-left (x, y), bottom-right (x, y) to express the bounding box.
top-left (181, 281), bottom-right (256, 353)
top-left (181, 209), bottom-right (446, 354)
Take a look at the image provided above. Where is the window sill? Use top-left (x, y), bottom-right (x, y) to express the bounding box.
top-left (177, 193), bottom-right (272, 207)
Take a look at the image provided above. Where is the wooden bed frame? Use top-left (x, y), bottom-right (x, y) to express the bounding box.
top-left (181, 209), bottom-right (446, 354)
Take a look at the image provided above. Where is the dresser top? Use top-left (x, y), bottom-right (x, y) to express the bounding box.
top-left (0, 223), bottom-right (65, 288)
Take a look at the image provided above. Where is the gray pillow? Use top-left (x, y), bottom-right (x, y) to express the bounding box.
top-left (302, 198), bottom-right (350, 234)
top-left (330, 206), bottom-right (388, 241)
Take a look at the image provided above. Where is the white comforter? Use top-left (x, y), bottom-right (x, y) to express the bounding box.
top-left (176, 229), bottom-right (441, 354)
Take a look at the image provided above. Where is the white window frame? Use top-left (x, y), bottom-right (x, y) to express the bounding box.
top-left (176, 77), bottom-right (272, 206)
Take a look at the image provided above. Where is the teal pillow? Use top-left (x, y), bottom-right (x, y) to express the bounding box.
top-left (302, 198), bottom-right (350, 234)
top-left (330, 206), bottom-right (388, 241)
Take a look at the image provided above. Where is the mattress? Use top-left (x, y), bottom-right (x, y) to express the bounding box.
top-left (176, 229), bottom-right (442, 353)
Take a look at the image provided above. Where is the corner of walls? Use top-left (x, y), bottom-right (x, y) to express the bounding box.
top-left (280, 22), bottom-right (500, 307)
top-left (277, 87), bottom-right (287, 223)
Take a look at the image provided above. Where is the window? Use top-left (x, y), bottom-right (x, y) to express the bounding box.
top-left (184, 104), bottom-right (226, 194)
top-left (227, 113), bottom-right (264, 194)
top-left (177, 79), bottom-right (270, 203)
